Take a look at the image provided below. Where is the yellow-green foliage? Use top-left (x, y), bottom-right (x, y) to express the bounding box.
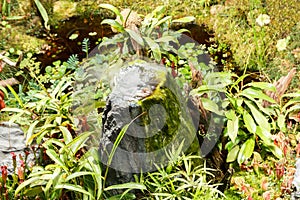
top-left (0, 26), bottom-right (47, 52)
top-left (203, 0), bottom-right (300, 71)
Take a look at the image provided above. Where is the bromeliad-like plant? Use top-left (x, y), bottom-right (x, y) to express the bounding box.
top-left (99, 4), bottom-right (195, 62)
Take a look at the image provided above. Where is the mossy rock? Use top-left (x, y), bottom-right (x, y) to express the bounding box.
top-left (99, 60), bottom-right (200, 185)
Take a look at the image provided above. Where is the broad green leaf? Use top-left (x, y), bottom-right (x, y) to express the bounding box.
top-left (227, 113), bottom-right (239, 143)
top-left (155, 36), bottom-right (176, 43)
top-left (255, 99), bottom-right (276, 115)
top-left (205, 72), bottom-right (234, 86)
top-left (104, 182), bottom-right (146, 191)
top-left (190, 85), bottom-right (226, 95)
top-left (46, 149), bottom-right (68, 172)
top-left (241, 88), bottom-right (276, 104)
top-left (55, 116), bottom-right (62, 125)
top-left (225, 109), bottom-right (235, 120)
top-left (201, 98), bottom-right (221, 114)
top-left (15, 177), bottom-right (40, 196)
top-left (55, 184), bottom-right (94, 199)
top-left (282, 92), bottom-right (300, 98)
top-left (26, 121), bottom-right (39, 145)
top-left (44, 167), bottom-right (61, 197)
top-left (173, 16), bottom-right (196, 23)
top-left (237, 98), bottom-right (243, 107)
top-left (59, 126), bottom-right (73, 144)
top-left (39, 174), bottom-right (54, 180)
top-left (152, 6), bottom-right (165, 17)
top-left (153, 16), bottom-right (172, 28)
top-left (237, 137), bottom-right (255, 165)
top-left (125, 29), bottom-right (144, 46)
top-left (65, 172), bottom-right (94, 181)
top-left (45, 164), bottom-right (61, 171)
top-left (245, 82), bottom-right (276, 91)
top-left (175, 28), bottom-right (191, 34)
top-left (225, 136), bottom-right (241, 150)
top-left (44, 139), bottom-right (65, 150)
top-left (266, 143), bottom-right (283, 159)
top-left (64, 132), bottom-right (91, 156)
top-left (28, 170), bottom-right (52, 178)
top-left (101, 19), bottom-right (124, 33)
top-left (230, 74), bottom-right (250, 89)
top-left (277, 114), bottom-right (286, 131)
top-left (99, 4), bottom-right (123, 22)
top-left (245, 100), bottom-right (271, 133)
top-left (256, 126), bottom-right (272, 146)
top-left (5, 16), bottom-right (26, 20)
top-left (34, 0), bottom-right (50, 30)
top-left (69, 33), bottom-right (79, 40)
top-left (243, 110), bottom-right (256, 133)
top-left (33, 93), bottom-right (47, 99)
top-left (144, 36), bottom-right (161, 61)
top-left (27, 124), bottom-right (56, 145)
top-left (226, 145), bottom-right (240, 162)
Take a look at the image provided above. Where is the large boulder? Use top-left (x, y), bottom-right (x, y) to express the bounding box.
top-left (99, 61), bottom-right (201, 185)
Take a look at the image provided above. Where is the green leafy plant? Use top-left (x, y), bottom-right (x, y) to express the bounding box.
top-left (191, 72), bottom-right (283, 165)
top-left (14, 132), bottom-right (99, 199)
top-left (99, 4), bottom-right (195, 63)
top-left (143, 153), bottom-right (224, 199)
top-left (223, 80), bottom-right (282, 164)
top-left (82, 38), bottom-right (90, 59)
top-left (66, 54), bottom-right (79, 70)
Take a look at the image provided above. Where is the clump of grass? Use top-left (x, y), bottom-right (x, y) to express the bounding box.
top-left (200, 0), bottom-right (300, 72)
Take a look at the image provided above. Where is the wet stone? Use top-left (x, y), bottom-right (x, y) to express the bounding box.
top-left (0, 122), bottom-right (35, 174)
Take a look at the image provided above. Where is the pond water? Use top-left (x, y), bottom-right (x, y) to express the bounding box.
top-left (36, 16), bottom-right (114, 67)
top-left (35, 15), bottom-right (214, 67)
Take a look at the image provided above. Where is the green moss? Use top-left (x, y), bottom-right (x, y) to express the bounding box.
top-left (0, 26), bottom-right (47, 52)
top-left (140, 85), bottom-right (181, 152)
top-left (135, 70), bottom-right (198, 155)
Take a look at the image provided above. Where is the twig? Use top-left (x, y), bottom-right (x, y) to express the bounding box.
top-left (0, 78), bottom-right (19, 87)
top-left (0, 51), bottom-right (23, 67)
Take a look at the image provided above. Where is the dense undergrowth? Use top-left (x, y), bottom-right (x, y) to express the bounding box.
top-left (0, 0), bottom-right (300, 200)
